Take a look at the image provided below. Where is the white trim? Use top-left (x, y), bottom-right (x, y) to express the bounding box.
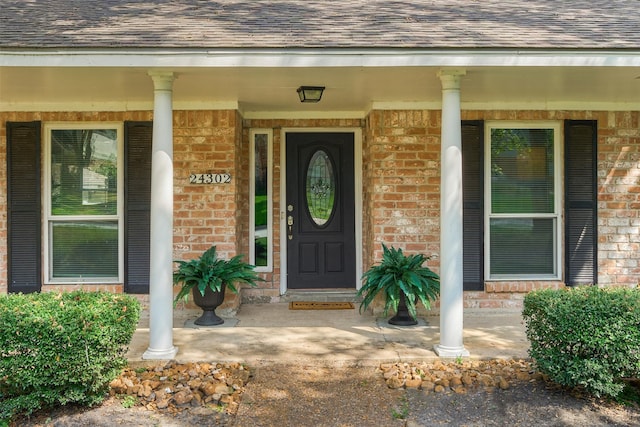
top-left (43, 121), bottom-right (124, 284)
top-left (279, 132), bottom-right (287, 295)
top-left (372, 101), bottom-right (442, 111)
top-left (279, 127), bottom-right (363, 295)
top-left (242, 110), bottom-right (368, 120)
top-left (483, 121), bottom-right (563, 281)
top-left (4, 48), bottom-right (640, 68)
top-left (249, 129), bottom-right (273, 273)
top-left (6, 100), bottom-right (640, 115)
top-left (353, 128), bottom-right (364, 287)
top-left (0, 101), bottom-right (238, 113)
top-left (461, 101), bottom-right (640, 112)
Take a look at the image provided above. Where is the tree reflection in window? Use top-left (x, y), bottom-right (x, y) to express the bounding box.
top-left (306, 150), bottom-right (336, 226)
top-left (253, 133), bottom-right (268, 267)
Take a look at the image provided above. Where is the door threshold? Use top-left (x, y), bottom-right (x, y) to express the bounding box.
top-left (283, 289), bottom-right (361, 303)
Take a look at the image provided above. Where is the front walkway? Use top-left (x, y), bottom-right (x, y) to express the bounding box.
top-left (127, 304), bottom-right (529, 364)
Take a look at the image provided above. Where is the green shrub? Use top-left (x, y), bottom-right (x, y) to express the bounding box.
top-left (523, 286), bottom-right (640, 398)
top-left (0, 291), bottom-right (140, 420)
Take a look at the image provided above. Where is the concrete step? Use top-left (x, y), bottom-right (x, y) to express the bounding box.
top-left (281, 289), bottom-right (362, 303)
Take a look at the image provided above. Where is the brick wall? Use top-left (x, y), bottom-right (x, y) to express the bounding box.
top-left (172, 110), bottom-right (243, 311)
top-left (363, 109), bottom-right (640, 309)
top-left (0, 110), bottom-right (243, 299)
top-left (1, 109), bottom-right (639, 309)
top-left (173, 110), bottom-right (240, 261)
top-left (597, 111), bottom-right (640, 287)
top-left (363, 110), bottom-right (442, 274)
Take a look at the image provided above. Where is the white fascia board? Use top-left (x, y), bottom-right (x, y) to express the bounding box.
top-left (6, 100), bottom-right (640, 114)
top-left (242, 110), bottom-right (367, 120)
top-left (245, 100), bottom-right (640, 115)
top-left (462, 100), bottom-right (640, 111)
top-left (3, 48), bottom-right (640, 68)
top-left (0, 100), bottom-right (239, 112)
top-left (368, 100), bottom-right (640, 111)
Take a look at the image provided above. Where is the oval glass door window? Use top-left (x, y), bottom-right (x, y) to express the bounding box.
top-left (305, 149), bottom-right (336, 226)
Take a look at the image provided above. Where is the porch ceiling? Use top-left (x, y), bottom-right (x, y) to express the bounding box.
top-left (2, 65), bottom-right (640, 116)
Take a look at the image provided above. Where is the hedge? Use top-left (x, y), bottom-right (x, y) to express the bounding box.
top-left (523, 286), bottom-right (640, 398)
top-left (0, 291), bottom-right (140, 420)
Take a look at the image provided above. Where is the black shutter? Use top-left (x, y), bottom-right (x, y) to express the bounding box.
top-left (124, 121), bottom-right (152, 294)
top-left (462, 121), bottom-right (484, 291)
top-left (564, 120), bottom-right (597, 285)
top-left (7, 122), bottom-right (42, 293)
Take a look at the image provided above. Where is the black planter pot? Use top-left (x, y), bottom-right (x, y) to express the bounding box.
top-left (388, 293), bottom-right (418, 326)
top-left (192, 283), bottom-right (226, 326)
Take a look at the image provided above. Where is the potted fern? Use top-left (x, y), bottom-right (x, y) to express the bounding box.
top-left (173, 245), bottom-right (262, 326)
top-left (357, 243), bottom-right (440, 326)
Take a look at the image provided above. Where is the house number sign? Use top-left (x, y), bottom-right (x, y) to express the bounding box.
top-left (189, 173), bottom-right (232, 184)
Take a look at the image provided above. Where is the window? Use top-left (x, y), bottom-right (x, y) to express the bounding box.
top-left (305, 149), bottom-right (336, 226)
top-left (249, 129), bottom-right (272, 271)
top-left (44, 123), bottom-right (123, 283)
top-left (485, 122), bottom-right (561, 280)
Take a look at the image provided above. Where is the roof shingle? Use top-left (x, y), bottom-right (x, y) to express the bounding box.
top-left (1, 0), bottom-right (639, 49)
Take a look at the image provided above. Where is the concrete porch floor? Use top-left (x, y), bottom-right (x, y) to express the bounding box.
top-left (127, 303), bottom-right (530, 365)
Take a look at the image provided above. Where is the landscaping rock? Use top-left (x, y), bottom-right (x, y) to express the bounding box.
top-left (109, 361), bottom-right (251, 415)
top-left (378, 359), bottom-right (536, 393)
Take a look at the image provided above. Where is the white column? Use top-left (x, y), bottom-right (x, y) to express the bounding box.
top-left (143, 71), bottom-right (178, 360)
top-left (434, 69), bottom-right (470, 358)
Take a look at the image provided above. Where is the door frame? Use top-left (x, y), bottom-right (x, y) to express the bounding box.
top-left (279, 128), bottom-right (363, 294)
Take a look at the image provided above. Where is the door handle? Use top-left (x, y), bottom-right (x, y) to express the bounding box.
top-left (287, 215), bottom-right (294, 240)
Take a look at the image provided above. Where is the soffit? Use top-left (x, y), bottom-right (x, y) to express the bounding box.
top-left (2, 66), bottom-right (640, 114)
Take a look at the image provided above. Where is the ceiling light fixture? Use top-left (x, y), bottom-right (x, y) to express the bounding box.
top-left (297, 86), bottom-right (325, 103)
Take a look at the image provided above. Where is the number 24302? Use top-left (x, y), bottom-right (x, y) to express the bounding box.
top-left (189, 173), bottom-right (232, 184)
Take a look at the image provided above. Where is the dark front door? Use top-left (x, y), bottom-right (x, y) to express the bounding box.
top-left (286, 132), bottom-right (356, 289)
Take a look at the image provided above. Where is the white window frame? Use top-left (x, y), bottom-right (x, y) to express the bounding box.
top-left (484, 121), bottom-right (563, 281)
top-left (249, 128), bottom-right (273, 272)
top-left (43, 122), bottom-right (124, 284)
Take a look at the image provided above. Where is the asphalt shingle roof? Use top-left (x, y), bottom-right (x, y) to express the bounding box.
top-left (1, 0), bottom-right (639, 50)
